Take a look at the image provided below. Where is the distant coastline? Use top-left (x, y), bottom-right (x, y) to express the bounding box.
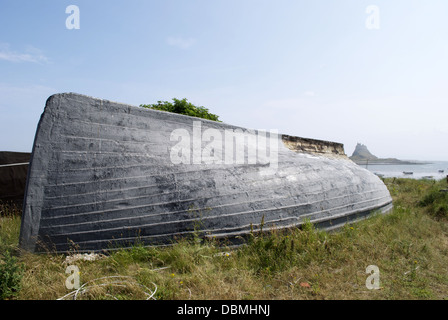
top-left (349, 143), bottom-right (431, 166)
top-left (351, 159), bottom-right (431, 166)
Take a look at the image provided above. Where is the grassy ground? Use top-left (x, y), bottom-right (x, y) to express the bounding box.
top-left (1, 177), bottom-right (447, 300)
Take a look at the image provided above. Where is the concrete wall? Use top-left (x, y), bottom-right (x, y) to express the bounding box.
top-left (20, 93), bottom-right (392, 253)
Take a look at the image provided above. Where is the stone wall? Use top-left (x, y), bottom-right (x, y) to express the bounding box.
top-left (0, 152), bottom-right (31, 205)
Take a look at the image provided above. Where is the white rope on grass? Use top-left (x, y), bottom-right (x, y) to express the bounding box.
top-left (186, 287), bottom-right (192, 300)
top-left (57, 276), bottom-right (157, 300)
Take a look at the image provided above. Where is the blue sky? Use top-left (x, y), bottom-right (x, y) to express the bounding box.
top-left (1, 0), bottom-right (447, 160)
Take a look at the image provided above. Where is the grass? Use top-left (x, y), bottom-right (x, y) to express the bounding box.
top-left (1, 177), bottom-right (448, 300)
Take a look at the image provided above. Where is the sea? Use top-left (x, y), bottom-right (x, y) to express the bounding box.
top-left (362, 161), bottom-right (448, 180)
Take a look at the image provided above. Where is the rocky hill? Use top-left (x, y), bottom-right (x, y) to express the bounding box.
top-left (350, 143), bottom-right (378, 162)
top-left (349, 143), bottom-right (420, 165)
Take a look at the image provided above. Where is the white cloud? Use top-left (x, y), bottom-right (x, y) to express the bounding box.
top-left (303, 91), bottom-right (316, 97)
top-left (165, 37), bottom-right (196, 49)
top-left (0, 43), bottom-right (49, 64)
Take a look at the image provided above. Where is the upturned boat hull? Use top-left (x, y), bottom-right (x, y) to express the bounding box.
top-left (19, 93), bottom-right (392, 253)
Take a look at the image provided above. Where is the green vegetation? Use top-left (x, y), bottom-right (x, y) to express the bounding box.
top-left (0, 251), bottom-right (24, 299)
top-left (0, 178), bottom-right (447, 300)
top-left (419, 185), bottom-right (448, 219)
top-left (140, 98), bottom-right (221, 122)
